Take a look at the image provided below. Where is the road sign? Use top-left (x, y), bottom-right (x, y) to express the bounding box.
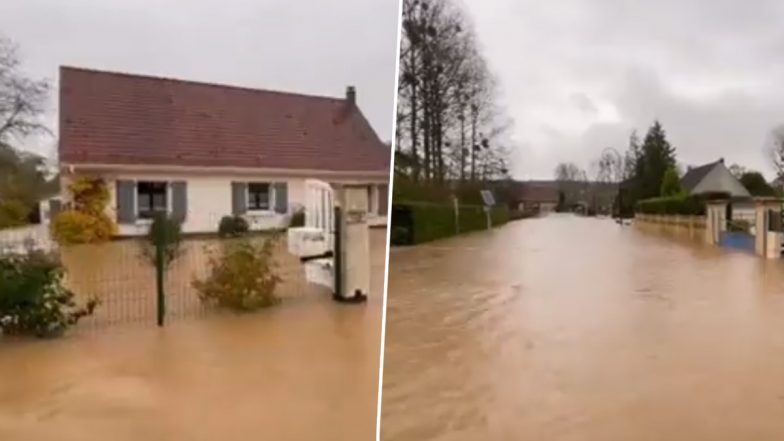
top-left (480, 189), bottom-right (496, 207)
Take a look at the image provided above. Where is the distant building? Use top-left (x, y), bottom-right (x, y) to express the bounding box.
top-left (57, 67), bottom-right (390, 236)
top-left (508, 180), bottom-right (618, 215)
top-left (681, 158), bottom-right (754, 223)
top-left (515, 183), bottom-right (559, 214)
top-left (680, 158), bottom-right (751, 198)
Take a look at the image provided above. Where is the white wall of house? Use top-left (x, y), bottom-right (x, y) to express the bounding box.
top-left (60, 170), bottom-right (387, 236)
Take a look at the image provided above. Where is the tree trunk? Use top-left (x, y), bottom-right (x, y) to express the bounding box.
top-left (470, 106), bottom-right (477, 181)
top-left (459, 104), bottom-right (466, 182)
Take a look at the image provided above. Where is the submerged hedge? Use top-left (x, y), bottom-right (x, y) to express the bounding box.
top-left (635, 194), bottom-right (706, 215)
top-left (391, 202), bottom-right (509, 245)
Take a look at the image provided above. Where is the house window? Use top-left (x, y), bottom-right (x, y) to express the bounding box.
top-left (247, 183), bottom-right (272, 211)
top-left (137, 181), bottom-right (168, 219)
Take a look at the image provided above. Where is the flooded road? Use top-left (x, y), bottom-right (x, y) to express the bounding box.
top-left (0, 228), bottom-right (387, 441)
top-left (381, 215), bottom-right (784, 440)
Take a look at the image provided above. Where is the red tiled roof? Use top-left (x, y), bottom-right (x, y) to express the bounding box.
top-left (59, 66), bottom-right (390, 173)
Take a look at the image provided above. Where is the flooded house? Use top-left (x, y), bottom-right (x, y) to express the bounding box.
top-left (514, 182), bottom-right (559, 215)
top-left (56, 66), bottom-right (390, 236)
top-left (680, 158), bottom-right (754, 223)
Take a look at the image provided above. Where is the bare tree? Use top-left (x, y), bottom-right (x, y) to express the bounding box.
top-left (0, 36), bottom-right (50, 143)
top-left (396, 0), bottom-right (511, 186)
top-left (554, 162), bottom-right (588, 207)
top-left (554, 162), bottom-right (581, 182)
top-left (728, 163), bottom-right (747, 180)
top-left (622, 130), bottom-right (640, 181)
top-left (769, 125), bottom-right (784, 181)
top-left (597, 149), bottom-right (623, 184)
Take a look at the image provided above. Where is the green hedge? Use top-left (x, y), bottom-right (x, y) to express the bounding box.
top-left (392, 177), bottom-right (493, 206)
top-left (635, 194), bottom-right (706, 215)
top-left (391, 202), bottom-right (509, 245)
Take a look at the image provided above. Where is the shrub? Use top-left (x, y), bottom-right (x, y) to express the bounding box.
top-left (193, 236), bottom-right (282, 311)
top-left (0, 199), bottom-right (30, 228)
top-left (739, 171), bottom-right (775, 197)
top-left (141, 214), bottom-right (183, 267)
top-left (392, 177), bottom-right (496, 206)
top-left (635, 194), bottom-right (706, 215)
top-left (50, 209), bottom-right (115, 244)
top-left (391, 202), bottom-right (509, 245)
top-left (390, 225), bottom-right (411, 245)
top-left (68, 177), bottom-right (110, 213)
top-left (393, 178), bottom-right (454, 204)
top-left (660, 166), bottom-right (683, 197)
top-left (51, 177), bottom-right (116, 245)
top-left (0, 251), bottom-right (97, 337)
top-left (218, 215), bottom-right (249, 238)
top-left (289, 207), bottom-right (305, 227)
top-left (458, 205), bottom-right (488, 232)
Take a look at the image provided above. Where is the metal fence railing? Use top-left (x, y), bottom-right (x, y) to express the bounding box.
top-left (0, 227), bottom-right (311, 333)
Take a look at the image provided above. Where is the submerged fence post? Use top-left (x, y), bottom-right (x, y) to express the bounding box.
top-left (333, 206), bottom-right (343, 299)
top-left (149, 213), bottom-right (169, 327)
top-left (155, 232), bottom-right (165, 327)
top-left (453, 196), bottom-right (460, 234)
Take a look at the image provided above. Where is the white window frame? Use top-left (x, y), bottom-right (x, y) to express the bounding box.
top-left (245, 182), bottom-right (276, 215)
top-left (134, 180), bottom-right (172, 223)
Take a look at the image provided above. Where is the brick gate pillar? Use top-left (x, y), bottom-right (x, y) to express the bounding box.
top-left (705, 200), bottom-right (728, 245)
top-left (754, 198), bottom-right (784, 258)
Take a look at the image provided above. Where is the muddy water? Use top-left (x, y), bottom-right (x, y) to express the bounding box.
top-left (381, 215), bottom-right (784, 441)
top-left (0, 228), bottom-right (387, 441)
top-left (60, 235), bottom-right (311, 327)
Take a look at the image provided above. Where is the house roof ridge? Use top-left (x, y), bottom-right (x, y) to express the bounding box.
top-left (58, 66), bottom-right (389, 172)
top-left (680, 159), bottom-right (724, 192)
top-left (59, 65), bottom-right (347, 104)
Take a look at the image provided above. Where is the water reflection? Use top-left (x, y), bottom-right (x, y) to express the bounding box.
top-left (0, 229), bottom-right (387, 441)
top-left (382, 215), bottom-right (784, 440)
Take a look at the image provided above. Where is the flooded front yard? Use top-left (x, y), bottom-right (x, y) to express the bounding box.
top-left (59, 233), bottom-right (312, 328)
top-left (381, 215), bottom-right (784, 440)
top-left (0, 228), bottom-right (387, 441)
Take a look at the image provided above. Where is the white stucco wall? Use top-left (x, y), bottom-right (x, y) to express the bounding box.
top-left (107, 173), bottom-right (293, 235)
top-left (60, 170), bottom-right (387, 236)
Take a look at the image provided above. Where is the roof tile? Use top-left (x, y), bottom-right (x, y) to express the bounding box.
top-left (59, 67), bottom-right (390, 173)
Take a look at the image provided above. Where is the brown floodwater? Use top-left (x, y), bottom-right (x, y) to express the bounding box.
top-left (0, 228), bottom-right (387, 441)
top-left (381, 215), bottom-right (784, 441)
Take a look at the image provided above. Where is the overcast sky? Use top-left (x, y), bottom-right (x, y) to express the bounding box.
top-left (464, 0), bottom-right (784, 180)
top-left (0, 0), bottom-right (400, 159)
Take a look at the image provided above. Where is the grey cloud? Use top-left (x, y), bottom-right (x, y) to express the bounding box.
top-left (464, 0), bottom-right (784, 179)
top-left (570, 93), bottom-right (598, 115)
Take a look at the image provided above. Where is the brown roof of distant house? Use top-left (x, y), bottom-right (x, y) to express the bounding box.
top-left (58, 66), bottom-right (390, 173)
top-left (517, 183), bottom-right (559, 203)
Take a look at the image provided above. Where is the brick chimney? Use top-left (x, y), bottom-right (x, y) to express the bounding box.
top-left (346, 86), bottom-right (356, 105)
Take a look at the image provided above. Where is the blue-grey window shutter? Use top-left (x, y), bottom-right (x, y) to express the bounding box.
top-left (171, 181), bottom-right (187, 222)
top-left (378, 184), bottom-right (389, 216)
top-left (274, 182), bottom-right (288, 214)
top-left (232, 182), bottom-right (247, 215)
top-left (116, 180), bottom-right (136, 224)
